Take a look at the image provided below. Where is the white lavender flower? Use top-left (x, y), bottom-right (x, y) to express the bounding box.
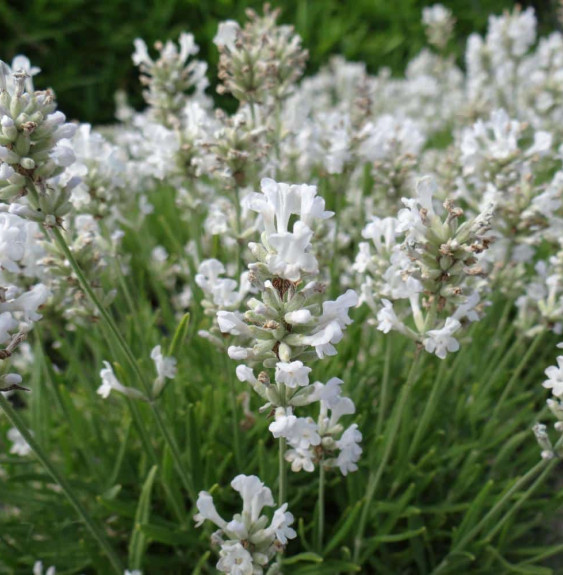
top-left (194, 474), bottom-right (296, 574)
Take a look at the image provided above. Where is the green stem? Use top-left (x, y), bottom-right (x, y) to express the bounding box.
top-left (408, 358), bottom-right (448, 459)
top-left (278, 436), bottom-right (288, 506)
top-left (330, 176), bottom-right (346, 299)
top-left (476, 327), bottom-right (520, 400)
top-left (375, 337), bottom-right (392, 437)
top-left (126, 399), bottom-right (186, 524)
top-left (482, 459), bottom-right (556, 543)
top-left (224, 355), bottom-right (242, 470)
top-left (482, 298), bottom-right (514, 365)
top-left (0, 393), bottom-right (123, 574)
top-left (278, 384), bottom-right (288, 507)
top-left (489, 331), bottom-right (544, 424)
top-left (431, 459), bottom-right (549, 575)
top-left (48, 226), bottom-right (195, 500)
top-left (233, 184), bottom-right (243, 280)
top-left (316, 462), bottom-right (326, 553)
top-left (353, 349), bottom-right (421, 563)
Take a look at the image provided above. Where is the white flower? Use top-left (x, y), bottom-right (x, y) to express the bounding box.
top-left (267, 222), bottom-right (318, 281)
top-left (377, 299), bottom-right (401, 334)
top-left (150, 345), bottom-right (177, 394)
top-left (132, 38), bottom-right (152, 66)
top-left (33, 562), bottom-right (55, 575)
top-left (97, 361), bottom-right (145, 400)
top-left (302, 290), bottom-right (358, 358)
top-left (422, 4), bottom-right (452, 27)
top-left (50, 139), bottom-right (76, 167)
top-left (543, 356), bottom-right (563, 398)
top-left (0, 213), bottom-right (26, 272)
top-left (0, 312), bottom-right (18, 345)
top-left (216, 541), bottom-right (254, 575)
top-left (213, 21), bottom-right (240, 51)
top-left (327, 396), bottom-right (356, 428)
top-left (8, 427), bottom-right (31, 456)
top-left (217, 311), bottom-right (252, 336)
top-left (0, 283), bottom-right (50, 323)
top-left (275, 361), bottom-right (311, 388)
top-left (335, 424), bottom-right (363, 476)
top-left (228, 346), bottom-right (250, 360)
top-left (284, 309), bottom-right (312, 324)
top-left (270, 408), bottom-right (320, 449)
top-left (194, 474), bottom-right (296, 573)
top-left (194, 491), bottom-right (228, 529)
top-left (262, 503), bottom-right (297, 544)
top-left (231, 474), bottom-right (275, 523)
top-left (309, 377), bottom-right (344, 407)
top-left (196, 259), bottom-right (225, 292)
top-left (423, 317), bottom-right (461, 359)
top-left (269, 408), bottom-right (298, 439)
top-left (286, 446), bottom-right (315, 472)
top-left (236, 365), bottom-right (257, 385)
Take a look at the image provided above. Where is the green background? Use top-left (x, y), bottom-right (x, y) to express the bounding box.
top-left (0, 0), bottom-right (558, 124)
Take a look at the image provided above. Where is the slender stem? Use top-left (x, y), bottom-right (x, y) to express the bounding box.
top-left (316, 462), bottom-right (326, 552)
top-left (48, 226), bottom-right (195, 499)
top-left (375, 337), bottom-right (392, 437)
top-left (224, 355), bottom-right (242, 470)
top-left (278, 437), bottom-right (287, 505)
top-left (482, 298), bottom-right (514, 365)
top-left (353, 349), bottom-right (421, 563)
top-left (482, 459), bottom-right (555, 543)
top-left (408, 358), bottom-right (448, 458)
top-left (0, 393), bottom-right (123, 574)
top-left (278, 385), bottom-right (288, 507)
top-left (330, 182), bottom-right (344, 299)
top-left (489, 331), bottom-right (544, 424)
top-left (476, 327), bottom-right (520, 400)
top-left (127, 399), bottom-right (186, 524)
top-left (229, 183), bottom-right (246, 281)
top-left (431, 459), bottom-right (549, 575)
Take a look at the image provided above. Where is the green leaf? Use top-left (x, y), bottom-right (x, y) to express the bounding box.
top-left (453, 479), bottom-right (494, 544)
top-left (283, 552), bottom-right (323, 565)
top-left (129, 465), bottom-right (158, 570)
top-left (138, 523), bottom-right (190, 546)
top-left (292, 560), bottom-right (361, 574)
top-left (168, 312), bottom-right (191, 357)
top-left (324, 501), bottom-right (362, 554)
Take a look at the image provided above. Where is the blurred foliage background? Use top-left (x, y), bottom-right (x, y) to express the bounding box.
top-left (0, 0), bottom-right (560, 125)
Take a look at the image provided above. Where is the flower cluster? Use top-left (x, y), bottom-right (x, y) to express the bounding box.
top-left (0, 57), bottom-right (77, 226)
top-left (355, 176), bottom-right (494, 359)
top-left (212, 178), bottom-right (361, 474)
top-left (132, 32), bottom-right (209, 127)
top-left (214, 7), bottom-right (307, 105)
top-left (194, 474), bottom-right (296, 574)
top-left (0, 210), bottom-right (49, 360)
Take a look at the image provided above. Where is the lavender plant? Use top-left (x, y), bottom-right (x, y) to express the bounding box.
top-left (1, 4), bottom-right (563, 575)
